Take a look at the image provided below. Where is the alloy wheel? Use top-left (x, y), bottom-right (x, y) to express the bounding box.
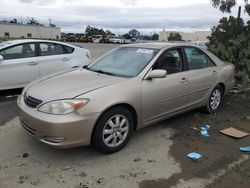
top-left (210, 89), bottom-right (221, 110)
top-left (102, 114), bottom-right (129, 148)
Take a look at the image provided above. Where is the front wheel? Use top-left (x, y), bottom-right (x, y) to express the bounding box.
top-left (205, 85), bottom-right (223, 114)
top-left (92, 107), bottom-right (134, 153)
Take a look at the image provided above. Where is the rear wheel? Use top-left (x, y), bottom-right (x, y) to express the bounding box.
top-left (92, 107), bottom-right (134, 153)
top-left (205, 85), bottom-right (223, 113)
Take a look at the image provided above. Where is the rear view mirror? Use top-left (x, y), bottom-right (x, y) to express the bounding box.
top-left (0, 55), bottom-right (3, 61)
top-left (146, 69), bottom-right (167, 80)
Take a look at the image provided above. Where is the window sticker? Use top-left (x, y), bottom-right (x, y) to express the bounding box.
top-left (136, 49), bottom-right (153, 54)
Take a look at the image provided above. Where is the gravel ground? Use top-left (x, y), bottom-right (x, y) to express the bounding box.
top-left (0, 43), bottom-right (250, 188)
top-left (71, 42), bottom-right (121, 60)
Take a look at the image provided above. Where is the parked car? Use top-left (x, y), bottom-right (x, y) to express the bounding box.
top-left (188, 41), bottom-right (209, 49)
top-left (0, 39), bottom-right (91, 90)
top-left (66, 35), bottom-right (77, 42)
top-left (18, 43), bottom-right (235, 153)
top-left (79, 36), bottom-right (93, 43)
top-left (92, 35), bottom-right (104, 43)
top-left (92, 37), bottom-right (101, 43)
top-left (109, 38), bottom-right (126, 44)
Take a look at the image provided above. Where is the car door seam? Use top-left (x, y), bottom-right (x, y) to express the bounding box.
top-left (147, 93), bottom-right (190, 106)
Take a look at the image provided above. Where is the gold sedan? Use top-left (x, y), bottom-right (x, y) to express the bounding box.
top-left (18, 43), bottom-right (235, 153)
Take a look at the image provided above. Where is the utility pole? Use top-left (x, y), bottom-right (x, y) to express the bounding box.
top-left (49, 18), bottom-right (52, 26)
top-left (236, 6), bottom-right (241, 36)
top-left (237, 6), bottom-right (241, 20)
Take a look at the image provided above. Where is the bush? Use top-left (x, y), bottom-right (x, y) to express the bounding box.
top-left (208, 16), bottom-right (250, 84)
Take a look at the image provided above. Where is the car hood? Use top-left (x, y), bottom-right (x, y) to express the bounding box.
top-left (25, 69), bottom-right (126, 101)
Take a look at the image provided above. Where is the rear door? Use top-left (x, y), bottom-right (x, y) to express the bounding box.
top-left (37, 42), bottom-right (75, 77)
top-left (183, 47), bottom-right (219, 106)
top-left (0, 43), bottom-right (39, 89)
top-left (142, 48), bottom-right (190, 124)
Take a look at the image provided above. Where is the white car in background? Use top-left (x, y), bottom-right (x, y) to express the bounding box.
top-left (0, 39), bottom-right (91, 90)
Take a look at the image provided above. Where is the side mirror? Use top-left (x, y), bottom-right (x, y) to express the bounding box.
top-left (0, 55), bottom-right (3, 62)
top-left (146, 69), bottom-right (167, 80)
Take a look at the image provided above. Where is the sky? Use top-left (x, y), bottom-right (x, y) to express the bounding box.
top-left (0, 0), bottom-right (248, 34)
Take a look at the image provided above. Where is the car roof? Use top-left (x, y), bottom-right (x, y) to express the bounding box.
top-left (0, 39), bottom-right (78, 49)
top-left (122, 42), bottom-right (200, 50)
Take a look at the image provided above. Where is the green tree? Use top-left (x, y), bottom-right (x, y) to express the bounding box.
top-left (210, 0), bottom-right (250, 15)
top-left (105, 30), bottom-right (115, 36)
top-left (208, 16), bottom-right (245, 46)
top-left (141, 35), bottom-right (151, 40)
top-left (123, 33), bottom-right (132, 39)
top-left (128, 29), bottom-right (140, 38)
top-left (151, 33), bottom-right (159, 40)
top-left (208, 17), bottom-right (250, 83)
top-left (167, 32), bottom-right (182, 41)
top-left (85, 25), bottom-right (106, 36)
top-left (99, 28), bottom-right (106, 36)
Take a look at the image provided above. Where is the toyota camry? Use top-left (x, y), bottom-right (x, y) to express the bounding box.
top-left (18, 43), bottom-right (235, 153)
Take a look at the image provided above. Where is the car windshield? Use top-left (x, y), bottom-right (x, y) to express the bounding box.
top-left (87, 47), bottom-right (159, 77)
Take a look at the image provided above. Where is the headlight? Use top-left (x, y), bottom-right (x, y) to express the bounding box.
top-left (37, 99), bottom-right (89, 115)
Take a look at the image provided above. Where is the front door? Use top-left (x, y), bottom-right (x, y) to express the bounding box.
top-left (0, 43), bottom-right (39, 90)
top-left (142, 48), bottom-right (189, 125)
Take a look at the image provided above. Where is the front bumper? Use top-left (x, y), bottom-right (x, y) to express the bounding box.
top-left (17, 97), bottom-right (100, 148)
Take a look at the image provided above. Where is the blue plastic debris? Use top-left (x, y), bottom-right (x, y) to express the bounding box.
top-left (200, 130), bottom-right (210, 137)
top-left (240, 146), bottom-right (250, 152)
top-left (187, 152), bottom-right (203, 160)
top-left (201, 124), bottom-right (210, 130)
top-left (200, 124), bottom-right (211, 137)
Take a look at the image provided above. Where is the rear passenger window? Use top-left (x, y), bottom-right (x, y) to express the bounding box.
top-left (39, 43), bottom-right (74, 56)
top-left (39, 43), bottom-right (63, 56)
top-left (184, 48), bottom-right (215, 70)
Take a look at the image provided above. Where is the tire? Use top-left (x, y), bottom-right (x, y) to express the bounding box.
top-left (92, 107), bottom-right (134, 154)
top-left (205, 85), bottom-right (223, 114)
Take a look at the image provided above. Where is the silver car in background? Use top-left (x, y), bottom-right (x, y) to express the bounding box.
top-left (0, 39), bottom-right (91, 90)
top-left (18, 43), bottom-right (235, 153)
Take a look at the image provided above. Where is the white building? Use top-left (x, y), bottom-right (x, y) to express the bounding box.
top-left (0, 23), bottom-right (61, 40)
top-left (159, 30), bottom-right (211, 42)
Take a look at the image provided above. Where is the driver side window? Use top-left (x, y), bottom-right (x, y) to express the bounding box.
top-left (154, 49), bottom-right (182, 74)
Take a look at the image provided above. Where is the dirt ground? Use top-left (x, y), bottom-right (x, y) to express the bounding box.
top-left (0, 43), bottom-right (250, 188)
top-left (139, 92), bottom-right (250, 188)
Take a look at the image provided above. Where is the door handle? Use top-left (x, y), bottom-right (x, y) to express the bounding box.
top-left (212, 70), bottom-right (218, 75)
top-left (180, 77), bottom-right (189, 83)
top-left (62, 58), bottom-right (69, 61)
top-left (28, 62), bottom-right (38, 66)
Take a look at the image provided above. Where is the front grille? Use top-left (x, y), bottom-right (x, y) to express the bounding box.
top-left (24, 93), bottom-right (42, 108)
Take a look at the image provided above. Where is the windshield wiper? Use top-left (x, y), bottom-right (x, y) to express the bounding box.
top-left (82, 65), bottom-right (89, 70)
top-left (88, 68), bottom-right (116, 76)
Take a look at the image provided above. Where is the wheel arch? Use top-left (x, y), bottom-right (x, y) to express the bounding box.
top-left (217, 82), bottom-right (225, 96)
top-left (90, 103), bottom-right (138, 144)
